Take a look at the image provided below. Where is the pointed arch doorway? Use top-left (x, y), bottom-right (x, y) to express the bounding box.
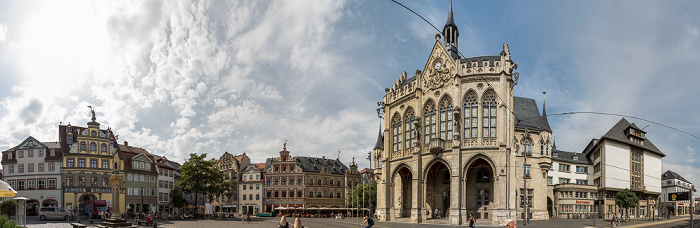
top-left (464, 157), bottom-right (494, 219)
top-left (393, 166), bottom-right (413, 218)
top-left (425, 160), bottom-right (450, 219)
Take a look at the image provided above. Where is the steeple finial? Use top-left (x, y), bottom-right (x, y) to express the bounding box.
top-left (447, 0), bottom-right (454, 25)
top-left (283, 140), bottom-right (287, 150)
top-left (541, 91), bottom-right (552, 131)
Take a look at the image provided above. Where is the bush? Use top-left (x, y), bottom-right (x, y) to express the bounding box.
top-left (0, 201), bottom-right (17, 217)
top-left (2, 220), bottom-right (17, 228)
top-left (0, 215), bottom-right (7, 225)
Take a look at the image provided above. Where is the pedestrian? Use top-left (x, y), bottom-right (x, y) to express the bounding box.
top-left (360, 215), bottom-right (374, 228)
top-left (435, 209), bottom-right (438, 219)
top-left (617, 212), bottom-right (621, 227)
top-left (504, 218), bottom-right (517, 228)
top-left (246, 212), bottom-right (251, 224)
top-left (279, 215), bottom-right (290, 228)
top-left (294, 217), bottom-right (304, 228)
top-left (438, 209), bottom-right (442, 219)
top-left (611, 212), bottom-right (617, 228)
top-left (468, 213), bottom-right (476, 228)
top-left (426, 208), bottom-right (429, 219)
top-left (134, 213), bottom-right (140, 225)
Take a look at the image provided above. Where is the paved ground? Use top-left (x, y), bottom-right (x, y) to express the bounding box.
top-left (15, 213), bottom-right (699, 228)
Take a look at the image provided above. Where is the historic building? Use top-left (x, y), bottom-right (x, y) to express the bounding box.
top-left (548, 149), bottom-right (598, 219)
top-left (2, 137), bottom-right (63, 215)
top-left (239, 163), bottom-right (264, 215)
top-left (59, 110), bottom-right (125, 214)
top-left (120, 143), bottom-right (158, 213)
top-left (583, 118), bottom-right (664, 219)
top-left (213, 152), bottom-right (250, 213)
top-left (262, 144), bottom-right (361, 212)
top-left (374, 2), bottom-right (553, 225)
top-left (660, 170), bottom-right (693, 216)
top-left (154, 155), bottom-right (176, 213)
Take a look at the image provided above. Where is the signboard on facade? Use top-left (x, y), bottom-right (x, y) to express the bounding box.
top-left (576, 200), bottom-right (591, 204)
top-left (669, 192), bottom-right (690, 201)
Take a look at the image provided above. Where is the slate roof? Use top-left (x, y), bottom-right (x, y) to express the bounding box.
top-left (662, 170), bottom-right (691, 183)
top-left (551, 149), bottom-right (591, 165)
top-left (601, 118), bottom-right (665, 157)
top-left (374, 127), bottom-right (384, 150)
top-left (443, 0), bottom-right (456, 31)
top-left (122, 150), bottom-right (158, 174)
top-left (398, 76), bottom-right (416, 88)
top-left (265, 156), bottom-right (350, 175)
top-left (460, 55), bottom-right (501, 67)
top-left (513, 97), bottom-right (552, 131)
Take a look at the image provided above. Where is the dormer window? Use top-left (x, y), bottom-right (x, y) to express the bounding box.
top-left (91, 131), bottom-right (97, 136)
top-left (8, 153), bottom-right (12, 159)
top-left (573, 156), bottom-right (578, 161)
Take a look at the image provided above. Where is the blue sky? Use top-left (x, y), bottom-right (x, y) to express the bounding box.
top-left (0, 0), bottom-right (698, 195)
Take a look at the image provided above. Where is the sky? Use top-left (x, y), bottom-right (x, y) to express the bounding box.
top-left (0, 0), bottom-right (698, 195)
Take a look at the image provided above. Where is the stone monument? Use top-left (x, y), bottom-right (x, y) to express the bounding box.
top-left (100, 149), bottom-right (131, 227)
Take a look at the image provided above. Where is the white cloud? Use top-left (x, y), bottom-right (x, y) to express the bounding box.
top-left (0, 23), bottom-right (7, 42)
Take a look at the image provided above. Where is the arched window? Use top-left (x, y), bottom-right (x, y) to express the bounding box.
top-left (404, 108), bottom-right (415, 149)
top-left (91, 131), bottom-right (97, 136)
top-left (392, 115), bottom-right (402, 151)
top-left (540, 140), bottom-right (544, 155)
top-left (90, 142), bottom-right (96, 151)
top-left (80, 142), bottom-right (86, 150)
top-left (546, 141), bottom-right (550, 155)
top-left (524, 138), bottom-right (532, 154)
top-left (424, 101), bottom-right (436, 143)
top-left (463, 91), bottom-right (478, 139)
top-left (482, 90), bottom-right (497, 138)
top-left (439, 96), bottom-right (453, 140)
top-left (101, 143), bottom-right (107, 152)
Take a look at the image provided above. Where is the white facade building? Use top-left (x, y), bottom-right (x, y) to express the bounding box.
top-left (548, 149), bottom-right (598, 218)
top-left (584, 118), bottom-right (665, 219)
top-left (239, 164), bottom-right (263, 215)
top-left (1, 136), bottom-right (64, 215)
top-left (660, 170), bottom-right (694, 216)
top-left (155, 155), bottom-right (176, 213)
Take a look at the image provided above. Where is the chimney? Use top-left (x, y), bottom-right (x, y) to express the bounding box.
top-left (124, 141), bottom-right (128, 147)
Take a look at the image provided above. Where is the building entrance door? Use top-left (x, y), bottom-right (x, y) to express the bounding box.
top-left (464, 157), bottom-right (494, 218)
top-left (425, 160), bottom-right (450, 219)
top-left (393, 166), bottom-right (413, 218)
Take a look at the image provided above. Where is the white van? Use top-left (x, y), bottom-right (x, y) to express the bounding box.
top-left (38, 207), bottom-right (71, 221)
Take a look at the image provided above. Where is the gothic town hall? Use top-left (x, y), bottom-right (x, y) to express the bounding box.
top-left (373, 3), bottom-right (553, 225)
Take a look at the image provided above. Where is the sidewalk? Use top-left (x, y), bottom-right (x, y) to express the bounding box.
top-left (379, 215), bottom-right (692, 228)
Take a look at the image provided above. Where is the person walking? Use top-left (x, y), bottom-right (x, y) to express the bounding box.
top-left (435, 209), bottom-right (438, 219)
top-left (616, 212), bottom-right (621, 227)
top-left (468, 214), bottom-right (476, 228)
top-left (426, 208), bottom-right (429, 219)
top-left (360, 215), bottom-right (374, 228)
top-left (504, 219), bottom-right (517, 228)
top-left (611, 212), bottom-right (617, 228)
top-left (279, 215), bottom-right (290, 228)
top-left (293, 217), bottom-right (304, 228)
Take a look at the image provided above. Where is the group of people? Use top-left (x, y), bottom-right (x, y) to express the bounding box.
top-left (276, 215), bottom-right (375, 228)
top-left (241, 212), bottom-right (252, 223)
top-left (426, 208), bottom-right (446, 219)
top-left (610, 212), bottom-right (622, 227)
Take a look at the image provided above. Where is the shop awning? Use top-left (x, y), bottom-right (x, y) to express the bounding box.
top-left (0, 181), bottom-right (17, 198)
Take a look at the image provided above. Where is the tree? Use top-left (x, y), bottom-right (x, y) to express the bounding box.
top-left (204, 163), bottom-right (231, 206)
top-left (179, 153), bottom-right (216, 213)
top-left (348, 180), bottom-right (378, 213)
top-left (0, 200), bottom-right (17, 217)
top-left (615, 188), bottom-right (639, 222)
top-left (170, 188), bottom-right (187, 210)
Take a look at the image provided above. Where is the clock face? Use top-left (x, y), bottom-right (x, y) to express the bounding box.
top-left (434, 61), bottom-right (442, 70)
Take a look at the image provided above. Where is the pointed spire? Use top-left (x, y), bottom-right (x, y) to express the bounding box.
top-left (373, 124), bottom-right (384, 150)
top-left (446, 0), bottom-right (454, 26)
top-left (541, 91), bottom-right (552, 131)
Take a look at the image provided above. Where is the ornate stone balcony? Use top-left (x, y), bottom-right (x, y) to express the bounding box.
top-left (429, 138), bottom-right (447, 152)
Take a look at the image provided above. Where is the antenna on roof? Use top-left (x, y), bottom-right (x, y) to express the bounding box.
top-left (337, 149), bottom-right (340, 160)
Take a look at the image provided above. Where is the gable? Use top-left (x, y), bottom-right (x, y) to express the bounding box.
top-left (132, 153), bottom-right (153, 163)
top-left (420, 37), bottom-right (458, 91)
top-left (17, 136), bottom-right (47, 150)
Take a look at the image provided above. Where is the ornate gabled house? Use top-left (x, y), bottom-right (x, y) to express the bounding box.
top-left (374, 2), bottom-right (552, 225)
top-left (59, 110), bottom-right (126, 214)
top-left (213, 152), bottom-right (250, 214)
top-left (1, 136), bottom-right (63, 216)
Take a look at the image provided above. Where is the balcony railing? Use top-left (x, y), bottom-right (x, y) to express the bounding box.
top-left (429, 138), bottom-right (447, 152)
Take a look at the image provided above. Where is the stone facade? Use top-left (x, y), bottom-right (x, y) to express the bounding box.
top-left (213, 152), bottom-right (250, 213)
top-left (374, 2), bottom-right (553, 225)
top-left (59, 111), bottom-right (126, 215)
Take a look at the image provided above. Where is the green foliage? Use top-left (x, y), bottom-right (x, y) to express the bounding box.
top-left (347, 180), bottom-right (377, 209)
top-left (2, 219), bottom-right (17, 228)
top-left (204, 164), bottom-right (231, 205)
top-left (614, 188), bottom-right (639, 221)
top-left (180, 153), bottom-right (216, 207)
top-left (0, 201), bottom-right (17, 217)
top-left (0, 215), bottom-right (8, 226)
top-left (170, 188), bottom-right (188, 209)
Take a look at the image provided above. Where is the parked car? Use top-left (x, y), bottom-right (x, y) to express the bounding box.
top-left (38, 207), bottom-right (71, 221)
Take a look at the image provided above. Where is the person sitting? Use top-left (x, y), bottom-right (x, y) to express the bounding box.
top-left (294, 217), bottom-right (304, 228)
top-left (279, 215), bottom-right (289, 228)
top-left (146, 214), bottom-right (152, 224)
